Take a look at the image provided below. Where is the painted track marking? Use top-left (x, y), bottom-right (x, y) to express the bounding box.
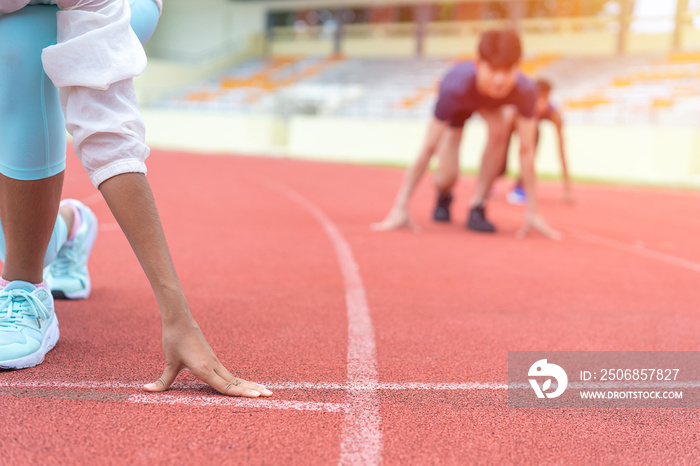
top-left (258, 176), bottom-right (382, 465)
top-left (0, 379), bottom-right (507, 392)
top-left (3, 379), bottom-right (698, 414)
top-left (0, 386), bottom-right (343, 412)
top-left (498, 207), bottom-right (700, 273)
top-left (568, 228), bottom-right (700, 273)
top-left (127, 394), bottom-right (345, 412)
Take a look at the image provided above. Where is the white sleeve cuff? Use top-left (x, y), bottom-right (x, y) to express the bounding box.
top-left (90, 158), bottom-right (148, 188)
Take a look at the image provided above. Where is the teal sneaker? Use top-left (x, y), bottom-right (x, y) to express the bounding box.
top-left (44, 199), bottom-right (98, 300)
top-left (0, 281), bottom-right (59, 369)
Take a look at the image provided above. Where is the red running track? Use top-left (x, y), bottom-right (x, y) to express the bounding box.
top-left (2, 148), bottom-right (700, 464)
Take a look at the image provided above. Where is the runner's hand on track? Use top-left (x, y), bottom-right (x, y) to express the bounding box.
top-left (516, 213), bottom-right (563, 240)
top-left (561, 188), bottom-right (575, 205)
top-left (143, 317), bottom-right (273, 398)
top-left (370, 206), bottom-right (419, 232)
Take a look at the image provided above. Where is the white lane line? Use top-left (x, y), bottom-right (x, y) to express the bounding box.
top-left (0, 380), bottom-right (144, 390)
top-left (500, 206), bottom-right (700, 272)
top-left (257, 177), bottom-right (382, 466)
top-left (375, 382), bottom-right (507, 390)
top-left (128, 394), bottom-right (345, 412)
top-left (0, 380), bottom-right (506, 391)
top-left (267, 382), bottom-right (509, 390)
top-left (5, 379), bottom-right (700, 391)
top-left (579, 185), bottom-right (700, 197)
top-left (568, 228), bottom-right (700, 273)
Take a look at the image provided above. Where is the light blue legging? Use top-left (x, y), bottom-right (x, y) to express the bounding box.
top-left (0, 0), bottom-right (159, 268)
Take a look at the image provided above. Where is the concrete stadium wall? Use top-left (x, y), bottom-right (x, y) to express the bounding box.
top-left (271, 26), bottom-right (700, 58)
top-left (285, 117), bottom-right (700, 186)
top-left (146, 0), bottom-right (267, 62)
top-left (150, 1), bottom-right (700, 62)
top-left (142, 110), bottom-right (288, 154)
top-left (141, 111), bottom-right (700, 188)
top-left (271, 32), bottom-right (617, 58)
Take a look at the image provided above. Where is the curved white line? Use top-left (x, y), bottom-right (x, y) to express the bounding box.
top-left (498, 206), bottom-right (700, 273)
top-left (569, 228), bottom-right (700, 273)
top-left (258, 177), bottom-right (382, 466)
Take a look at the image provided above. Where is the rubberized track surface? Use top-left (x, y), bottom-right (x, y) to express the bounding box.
top-left (2, 149), bottom-right (700, 464)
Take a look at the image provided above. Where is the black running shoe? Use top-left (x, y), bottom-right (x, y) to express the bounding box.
top-left (466, 205), bottom-right (496, 233)
top-left (432, 192), bottom-right (453, 222)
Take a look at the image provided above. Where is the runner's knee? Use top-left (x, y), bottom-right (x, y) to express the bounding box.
top-left (0, 6), bottom-right (66, 181)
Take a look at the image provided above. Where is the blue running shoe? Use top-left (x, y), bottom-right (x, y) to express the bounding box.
top-left (0, 281), bottom-right (58, 369)
top-left (44, 199), bottom-right (98, 300)
top-left (506, 185), bottom-right (527, 205)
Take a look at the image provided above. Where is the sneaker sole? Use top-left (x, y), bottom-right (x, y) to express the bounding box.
top-left (466, 222), bottom-right (497, 233)
top-left (50, 201), bottom-right (98, 300)
top-left (506, 195), bottom-right (526, 205)
top-left (0, 316), bottom-right (60, 370)
top-left (51, 277), bottom-right (91, 300)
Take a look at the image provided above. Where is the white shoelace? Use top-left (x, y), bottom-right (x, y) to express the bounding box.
top-left (0, 289), bottom-right (50, 330)
top-left (50, 244), bottom-right (80, 277)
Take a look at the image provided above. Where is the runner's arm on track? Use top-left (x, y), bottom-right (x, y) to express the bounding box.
top-left (45, 0), bottom-right (272, 398)
top-left (550, 110), bottom-right (573, 203)
top-left (371, 118), bottom-right (447, 232)
top-left (515, 116), bottom-right (562, 240)
top-left (99, 173), bottom-right (273, 398)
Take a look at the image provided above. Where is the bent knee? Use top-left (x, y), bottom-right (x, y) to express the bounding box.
top-left (435, 165), bottom-right (459, 188)
top-left (0, 8), bottom-right (65, 180)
